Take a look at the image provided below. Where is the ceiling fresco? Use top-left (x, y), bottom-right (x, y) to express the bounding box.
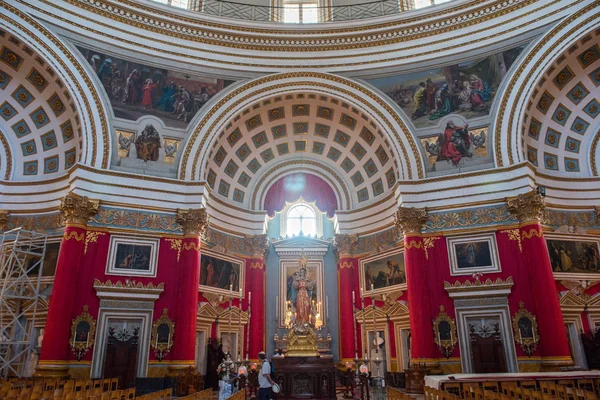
top-left (0, 31), bottom-right (82, 180)
top-left (525, 33), bottom-right (600, 176)
top-left (367, 44), bottom-right (527, 129)
top-left (77, 46), bottom-right (235, 129)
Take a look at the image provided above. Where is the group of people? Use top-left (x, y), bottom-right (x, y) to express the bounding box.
top-left (92, 56), bottom-right (213, 122)
top-left (387, 74), bottom-right (492, 122)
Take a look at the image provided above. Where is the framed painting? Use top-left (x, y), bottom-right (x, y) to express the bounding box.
top-left (546, 235), bottom-right (600, 279)
top-left (106, 236), bottom-right (160, 277)
top-left (447, 233), bottom-right (501, 276)
top-left (199, 250), bottom-right (245, 296)
top-left (278, 259), bottom-right (324, 328)
top-left (359, 248), bottom-right (407, 296)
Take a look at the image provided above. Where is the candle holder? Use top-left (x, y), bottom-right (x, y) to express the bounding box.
top-left (432, 306), bottom-right (457, 359)
top-left (70, 305), bottom-right (96, 362)
top-left (512, 302), bottom-right (539, 357)
top-left (150, 309), bottom-right (174, 362)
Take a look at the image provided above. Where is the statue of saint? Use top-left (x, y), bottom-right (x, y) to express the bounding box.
top-left (292, 255), bottom-right (315, 326)
top-left (37, 328), bottom-right (44, 348)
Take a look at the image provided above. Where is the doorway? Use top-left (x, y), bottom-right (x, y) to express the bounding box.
top-left (103, 323), bottom-right (140, 389)
top-left (468, 318), bottom-right (507, 373)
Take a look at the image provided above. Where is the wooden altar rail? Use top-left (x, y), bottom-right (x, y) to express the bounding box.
top-left (228, 389), bottom-right (246, 400)
top-left (424, 379), bottom-right (600, 400)
top-left (178, 388), bottom-right (213, 400)
top-left (387, 387), bottom-right (416, 399)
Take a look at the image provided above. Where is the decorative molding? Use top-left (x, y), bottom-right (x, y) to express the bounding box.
top-left (176, 208), bottom-right (209, 237)
top-left (560, 280), bottom-right (600, 296)
top-left (394, 207), bottom-right (427, 235)
top-left (64, 231), bottom-right (85, 242)
top-left (378, 290), bottom-right (403, 307)
top-left (84, 231), bottom-right (106, 254)
top-left (201, 293), bottom-right (228, 308)
top-left (506, 191), bottom-right (545, 223)
top-left (60, 193), bottom-right (100, 226)
top-left (93, 279), bottom-right (165, 300)
top-left (272, 235), bottom-right (331, 259)
top-left (165, 238), bottom-right (182, 262)
top-left (404, 237), bottom-right (439, 260)
top-left (339, 260), bottom-right (354, 270)
top-left (444, 277), bottom-right (514, 299)
top-left (500, 228), bottom-right (522, 253)
top-left (249, 261), bottom-right (264, 270)
top-left (521, 227), bottom-right (543, 240)
top-left (244, 234), bottom-right (269, 258)
top-left (0, 211), bottom-right (8, 231)
top-left (333, 234), bottom-right (358, 257)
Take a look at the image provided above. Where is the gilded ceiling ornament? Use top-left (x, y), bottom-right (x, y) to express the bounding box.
top-left (59, 193), bottom-right (100, 226)
top-left (394, 207), bottom-right (428, 235)
top-left (176, 208), bottom-right (209, 237)
top-left (244, 233), bottom-right (269, 258)
top-left (0, 211), bottom-right (8, 231)
top-left (84, 231), bottom-right (106, 254)
top-left (333, 234), bottom-right (358, 257)
top-left (506, 191), bottom-right (545, 223)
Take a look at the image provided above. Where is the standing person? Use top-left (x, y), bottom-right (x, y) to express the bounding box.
top-left (258, 351), bottom-right (275, 400)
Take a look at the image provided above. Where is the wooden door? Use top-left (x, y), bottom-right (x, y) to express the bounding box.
top-left (103, 326), bottom-right (139, 389)
top-left (469, 322), bottom-right (507, 373)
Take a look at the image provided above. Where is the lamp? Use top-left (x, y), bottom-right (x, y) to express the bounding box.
top-left (536, 186), bottom-right (546, 197)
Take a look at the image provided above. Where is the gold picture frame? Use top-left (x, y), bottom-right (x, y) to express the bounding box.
top-left (70, 305), bottom-right (96, 361)
top-left (512, 302), bottom-right (539, 357)
top-left (433, 306), bottom-right (457, 359)
top-left (151, 308), bottom-right (174, 361)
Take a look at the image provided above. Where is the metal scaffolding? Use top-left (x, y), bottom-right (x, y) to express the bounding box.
top-left (0, 228), bottom-right (47, 378)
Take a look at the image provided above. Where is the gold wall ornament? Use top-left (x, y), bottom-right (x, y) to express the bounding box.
top-left (176, 208), bottom-right (209, 237)
top-left (339, 260), bottom-right (354, 270)
top-left (500, 228), bottom-right (522, 253)
top-left (64, 231), bottom-right (85, 242)
top-left (521, 227), bottom-right (543, 240)
top-left (244, 234), bottom-right (269, 258)
top-left (202, 292), bottom-right (227, 308)
top-left (70, 305), bottom-right (96, 361)
top-left (422, 237), bottom-right (440, 260)
top-left (151, 308), bottom-right (174, 362)
top-left (512, 302), bottom-right (539, 357)
top-left (249, 261), bottom-right (264, 270)
top-left (84, 231), bottom-right (106, 254)
top-left (506, 191), bottom-right (545, 223)
top-left (60, 193), bottom-right (100, 226)
top-left (333, 234), bottom-right (358, 258)
top-left (0, 211), bottom-right (9, 231)
top-left (595, 206), bottom-right (600, 225)
top-left (183, 242), bottom-right (201, 252)
top-left (394, 207), bottom-right (428, 235)
top-left (433, 306), bottom-right (458, 359)
top-left (165, 238), bottom-right (183, 261)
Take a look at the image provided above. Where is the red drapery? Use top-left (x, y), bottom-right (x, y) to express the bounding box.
top-left (263, 173), bottom-right (338, 218)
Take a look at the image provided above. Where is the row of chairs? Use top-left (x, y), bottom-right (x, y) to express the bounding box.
top-left (426, 380), bottom-right (599, 400)
top-left (0, 378), bottom-right (120, 393)
top-left (387, 387), bottom-right (417, 399)
top-left (442, 378), bottom-right (600, 398)
top-left (178, 388), bottom-right (212, 400)
top-left (134, 388), bottom-right (173, 400)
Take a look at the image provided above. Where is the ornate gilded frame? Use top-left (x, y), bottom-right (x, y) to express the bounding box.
top-left (512, 302), bottom-right (539, 357)
top-left (199, 248), bottom-right (246, 298)
top-left (433, 306), bottom-right (458, 359)
top-left (358, 247), bottom-right (407, 297)
top-left (70, 305), bottom-right (96, 361)
top-left (151, 308), bottom-right (174, 361)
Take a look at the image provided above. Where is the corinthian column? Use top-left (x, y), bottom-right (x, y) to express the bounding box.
top-left (37, 193), bottom-right (99, 377)
top-left (507, 191), bottom-right (571, 369)
top-left (0, 210), bottom-right (8, 232)
top-left (169, 208), bottom-right (209, 375)
top-left (394, 207), bottom-right (438, 363)
top-left (334, 234), bottom-right (358, 360)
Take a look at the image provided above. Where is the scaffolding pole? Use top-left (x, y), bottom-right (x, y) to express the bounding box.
top-left (0, 228), bottom-right (46, 378)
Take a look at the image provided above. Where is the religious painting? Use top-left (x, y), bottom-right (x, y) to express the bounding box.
top-left (367, 45), bottom-right (527, 128)
top-left (199, 250), bottom-right (245, 296)
top-left (26, 240), bottom-right (61, 277)
top-left (359, 248), bottom-right (406, 296)
top-left (106, 236), bottom-right (160, 277)
top-left (77, 46), bottom-right (233, 129)
top-left (546, 235), bottom-right (600, 276)
top-left (279, 259), bottom-right (324, 328)
top-left (447, 233), bottom-right (500, 276)
top-left (420, 125), bottom-right (489, 172)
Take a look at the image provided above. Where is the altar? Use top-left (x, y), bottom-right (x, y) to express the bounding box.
top-left (272, 356), bottom-right (337, 400)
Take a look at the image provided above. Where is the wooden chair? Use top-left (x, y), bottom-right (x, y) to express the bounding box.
top-left (109, 378), bottom-right (119, 392)
top-left (443, 382), bottom-right (462, 397)
top-left (482, 382), bottom-right (499, 393)
top-left (558, 380), bottom-right (577, 388)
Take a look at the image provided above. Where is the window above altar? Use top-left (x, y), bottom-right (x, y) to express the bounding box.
top-left (280, 199), bottom-right (324, 238)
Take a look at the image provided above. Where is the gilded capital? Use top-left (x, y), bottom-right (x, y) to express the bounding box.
top-left (0, 210), bottom-right (8, 232)
top-left (506, 191), bottom-right (545, 223)
top-left (244, 234), bottom-right (269, 258)
top-left (333, 234), bottom-right (358, 257)
top-left (394, 207), bottom-right (428, 235)
top-left (176, 208), bottom-right (209, 236)
top-left (59, 193), bottom-right (100, 226)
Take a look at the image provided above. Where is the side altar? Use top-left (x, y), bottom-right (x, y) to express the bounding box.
top-left (270, 241), bottom-right (337, 400)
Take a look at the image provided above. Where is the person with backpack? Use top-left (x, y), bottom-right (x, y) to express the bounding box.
top-left (258, 351), bottom-right (275, 400)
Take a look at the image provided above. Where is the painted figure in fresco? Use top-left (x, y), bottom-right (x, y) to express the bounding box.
top-left (437, 121), bottom-right (471, 166)
top-left (425, 78), bottom-right (437, 113)
top-left (172, 86), bottom-right (191, 116)
top-left (141, 79), bottom-right (159, 109)
top-left (123, 69), bottom-right (141, 104)
top-left (469, 75), bottom-right (492, 107)
top-left (465, 244), bottom-right (476, 267)
top-left (97, 58), bottom-right (113, 82)
top-left (135, 124), bottom-right (161, 162)
top-left (158, 82), bottom-right (177, 112)
top-left (292, 257), bottom-right (315, 325)
top-left (429, 84), bottom-right (453, 120)
top-left (411, 82), bottom-right (427, 120)
top-left (560, 244), bottom-right (574, 271)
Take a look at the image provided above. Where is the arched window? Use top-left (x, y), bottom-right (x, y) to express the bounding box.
top-left (151, 0), bottom-right (189, 9)
top-left (286, 203), bottom-right (316, 236)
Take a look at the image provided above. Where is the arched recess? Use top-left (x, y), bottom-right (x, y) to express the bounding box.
top-left (492, 2), bottom-right (598, 169)
top-left (179, 72), bottom-right (425, 183)
top-left (0, 3), bottom-right (112, 175)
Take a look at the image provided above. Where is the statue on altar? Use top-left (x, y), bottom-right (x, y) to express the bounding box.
top-left (292, 255), bottom-right (316, 327)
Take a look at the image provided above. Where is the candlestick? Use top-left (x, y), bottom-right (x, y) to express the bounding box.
top-left (361, 288), bottom-right (366, 359)
top-left (276, 296), bottom-right (279, 321)
top-left (245, 291), bottom-right (251, 361)
top-left (371, 284), bottom-right (377, 354)
top-left (532, 328), bottom-right (536, 343)
top-left (228, 284), bottom-right (233, 351)
top-left (238, 294), bottom-right (242, 357)
top-left (437, 330), bottom-right (441, 346)
top-left (519, 328), bottom-right (522, 342)
top-left (326, 296), bottom-right (329, 320)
